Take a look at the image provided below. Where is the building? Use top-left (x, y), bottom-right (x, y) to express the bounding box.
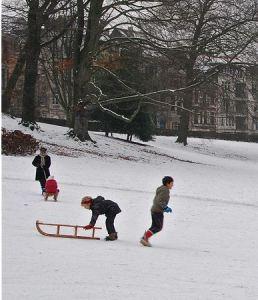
top-left (156, 63), bottom-right (258, 141)
top-left (1, 33), bottom-right (66, 121)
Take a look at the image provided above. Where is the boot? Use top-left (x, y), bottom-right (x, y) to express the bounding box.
top-left (140, 230), bottom-right (152, 247)
top-left (105, 232), bottom-right (118, 241)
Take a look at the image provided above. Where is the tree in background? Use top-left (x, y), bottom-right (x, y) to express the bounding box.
top-left (40, 10), bottom-right (76, 127)
top-left (69, 0), bottom-right (163, 141)
top-left (93, 34), bottom-right (155, 142)
top-left (125, 111), bottom-right (155, 142)
top-left (3, 0), bottom-right (256, 143)
top-left (2, 0), bottom-right (74, 129)
top-left (136, 0), bottom-right (257, 145)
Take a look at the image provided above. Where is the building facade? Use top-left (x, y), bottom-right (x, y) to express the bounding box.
top-left (2, 33), bottom-right (66, 121)
top-left (156, 64), bottom-right (258, 141)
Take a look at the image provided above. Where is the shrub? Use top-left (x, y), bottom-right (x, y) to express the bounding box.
top-left (2, 128), bottom-right (39, 155)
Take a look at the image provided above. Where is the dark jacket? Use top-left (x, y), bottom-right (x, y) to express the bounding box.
top-left (151, 185), bottom-right (170, 213)
top-left (32, 155), bottom-right (51, 181)
top-left (89, 196), bottom-right (121, 226)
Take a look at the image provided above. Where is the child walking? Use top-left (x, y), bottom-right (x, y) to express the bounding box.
top-left (140, 176), bottom-right (174, 247)
top-left (81, 195), bottom-right (121, 241)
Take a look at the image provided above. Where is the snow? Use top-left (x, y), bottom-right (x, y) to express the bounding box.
top-left (2, 114), bottom-right (258, 300)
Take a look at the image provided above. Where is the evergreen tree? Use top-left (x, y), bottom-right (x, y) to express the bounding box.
top-left (94, 42), bottom-right (155, 141)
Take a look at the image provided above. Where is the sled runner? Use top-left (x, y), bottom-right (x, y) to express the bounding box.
top-left (43, 192), bottom-right (58, 201)
top-left (36, 220), bottom-right (102, 240)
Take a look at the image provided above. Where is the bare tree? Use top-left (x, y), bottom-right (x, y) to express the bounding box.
top-left (2, 0), bottom-right (74, 128)
top-left (40, 9), bottom-right (77, 127)
top-left (68, 0), bottom-right (165, 141)
top-left (2, 7), bottom-right (28, 113)
top-left (135, 0), bottom-right (257, 145)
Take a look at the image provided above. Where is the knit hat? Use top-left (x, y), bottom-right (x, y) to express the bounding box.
top-left (81, 196), bottom-right (92, 205)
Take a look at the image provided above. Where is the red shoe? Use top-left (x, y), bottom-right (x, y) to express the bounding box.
top-left (140, 230), bottom-right (153, 247)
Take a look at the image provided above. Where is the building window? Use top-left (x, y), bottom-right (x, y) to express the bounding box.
top-left (210, 96), bottom-right (215, 105)
top-left (53, 93), bottom-right (60, 105)
top-left (194, 112), bottom-right (199, 124)
top-left (204, 112), bottom-right (207, 124)
top-left (223, 98), bottom-right (230, 113)
top-left (236, 116), bottom-right (246, 130)
top-left (172, 122), bottom-right (178, 130)
top-left (235, 82), bottom-right (246, 98)
top-left (210, 112), bottom-right (215, 125)
top-left (207, 112), bottom-right (210, 124)
top-left (202, 112), bottom-right (205, 124)
top-left (38, 95), bottom-right (48, 105)
top-left (236, 68), bottom-right (244, 78)
top-left (236, 101), bottom-right (246, 114)
top-left (223, 81), bottom-right (231, 91)
top-left (166, 121), bottom-right (171, 129)
top-left (157, 116), bottom-right (165, 129)
top-left (194, 90), bottom-right (199, 104)
top-left (198, 112), bottom-right (207, 124)
top-left (175, 101), bottom-right (183, 112)
top-left (171, 104), bottom-right (176, 111)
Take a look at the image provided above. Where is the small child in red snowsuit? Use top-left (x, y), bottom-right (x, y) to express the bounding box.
top-left (44, 176), bottom-right (59, 201)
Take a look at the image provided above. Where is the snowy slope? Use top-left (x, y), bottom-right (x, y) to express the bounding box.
top-left (2, 114), bottom-right (258, 300)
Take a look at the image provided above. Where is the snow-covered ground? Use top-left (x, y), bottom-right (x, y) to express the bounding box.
top-left (2, 115), bottom-right (258, 300)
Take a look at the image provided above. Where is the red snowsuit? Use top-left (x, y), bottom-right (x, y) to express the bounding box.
top-left (45, 179), bottom-right (58, 194)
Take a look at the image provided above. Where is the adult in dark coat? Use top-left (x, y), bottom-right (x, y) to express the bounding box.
top-left (32, 147), bottom-right (51, 193)
top-left (81, 195), bottom-right (121, 241)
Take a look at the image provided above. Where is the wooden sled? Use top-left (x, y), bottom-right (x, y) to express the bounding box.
top-left (43, 192), bottom-right (58, 201)
top-left (36, 220), bottom-right (102, 240)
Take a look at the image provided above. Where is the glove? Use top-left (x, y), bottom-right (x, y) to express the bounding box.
top-left (83, 224), bottom-right (93, 230)
top-left (164, 206), bottom-right (172, 213)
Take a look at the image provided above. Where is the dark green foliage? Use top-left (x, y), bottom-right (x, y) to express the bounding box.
top-left (94, 43), bottom-right (155, 141)
top-left (126, 112), bottom-right (155, 142)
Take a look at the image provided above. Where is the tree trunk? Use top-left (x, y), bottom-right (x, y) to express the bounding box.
top-left (176, 89), bottom-right (192, 146)
top-left (72, 0), bottom-right (104, 141)
top-left (176, 63), bottom-right (195, 145)
top-left (65, 109), bottom-right (73, 128)
top-left (74, 114), bottom-right (90, 141)
top-left (2, 45), bottom-right (27, 113)
top-left (176, 110), bottom-right (190, 146)
top-left (21, 1), bottom-right (41, 125)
